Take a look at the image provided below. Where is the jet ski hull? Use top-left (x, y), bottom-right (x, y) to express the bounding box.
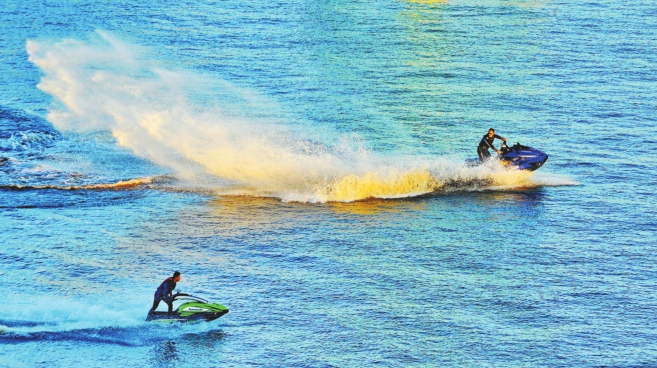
top-left (146, 293), bottom-right (229, 323)
top-left (499, 143), bottom-right (548, 171)
top-left (146, 309), bottom-right (228, 323)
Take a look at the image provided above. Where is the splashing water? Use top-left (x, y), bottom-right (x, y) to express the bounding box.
top-left (27, 31), bottom-right (575, 202)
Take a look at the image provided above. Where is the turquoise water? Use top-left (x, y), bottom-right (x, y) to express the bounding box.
top-left (2, 0), bottom-right (656, 366)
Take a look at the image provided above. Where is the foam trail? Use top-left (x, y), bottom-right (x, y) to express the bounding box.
top-left (0, 295), bottom-right (213, 348)
top-left (27, 32), bottom-right (573, 202)
top-left (0, 177), bottom-right (158, 191)
top-left (0, 296), bottom-right (144, 334)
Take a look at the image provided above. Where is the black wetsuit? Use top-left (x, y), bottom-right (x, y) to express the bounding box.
top-left (477, 134), bottom-right (504, 160)
top-left (148, 277), bottom-right (177, 314)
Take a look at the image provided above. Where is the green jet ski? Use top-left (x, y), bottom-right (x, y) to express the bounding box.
top-left (146, 292), bottom-right (229, 323)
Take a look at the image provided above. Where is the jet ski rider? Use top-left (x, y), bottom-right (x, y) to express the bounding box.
top-left (478, 128), bottom-right (507, 160)
top-left (148, 271), bottom-right (181, 315)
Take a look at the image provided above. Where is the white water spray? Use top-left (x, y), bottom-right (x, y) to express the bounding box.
top-left (27, 31), bottom-right (576, 202)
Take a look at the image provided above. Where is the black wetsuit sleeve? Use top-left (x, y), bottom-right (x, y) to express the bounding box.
top-left (490, 134), bottom-right (504, 151)
top-left (479, 134), bottom-right (505, 151)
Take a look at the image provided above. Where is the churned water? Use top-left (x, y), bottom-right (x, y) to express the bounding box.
top-left (1, 0), bottom-right (656, 366)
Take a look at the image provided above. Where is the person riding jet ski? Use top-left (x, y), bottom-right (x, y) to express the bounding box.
top-left (148, 271), bottom-right (181, 316)
top-left (478, 128), bottom-right (506, 160)
top-left (145, 271), bottom-right (229, 323)
top-left (470, 128), bottom-right (549, 171)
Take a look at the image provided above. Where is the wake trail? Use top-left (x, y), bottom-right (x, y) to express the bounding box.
top-left (0, 170), bottom-right (578, 202)
top-left (0, 177), bottom-right (159, 191)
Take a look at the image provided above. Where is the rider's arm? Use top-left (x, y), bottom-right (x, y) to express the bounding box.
top-left (494, 135), bottom-right (506, 153)
top-left (163, 280), bottom-right (173, 297)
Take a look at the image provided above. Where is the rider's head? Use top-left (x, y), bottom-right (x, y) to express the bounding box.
top-left (173, 271), bottom-right (181, 282)
top-left (488, 128), bottom-right (495, 136)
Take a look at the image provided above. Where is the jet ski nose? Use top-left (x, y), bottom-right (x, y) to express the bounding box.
top-left (528, 155), bottom-right (548, 171)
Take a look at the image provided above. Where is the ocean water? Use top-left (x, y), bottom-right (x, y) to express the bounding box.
top-left (1, 0), bottom-right (656, 366)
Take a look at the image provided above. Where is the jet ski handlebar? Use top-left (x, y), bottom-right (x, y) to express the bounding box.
top-left (170, 292), bottom-right (210, 304)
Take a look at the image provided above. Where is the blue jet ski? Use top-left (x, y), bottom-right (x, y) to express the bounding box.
top-left (499, 142), bottom-right (548, 171)
top-left (467, 142), bottom-right (548, 171)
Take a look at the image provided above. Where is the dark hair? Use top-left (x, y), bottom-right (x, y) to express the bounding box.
top-left (173, 271), bottom-right (181, 277)
top-left (488, 128), bottom-right (495, 132)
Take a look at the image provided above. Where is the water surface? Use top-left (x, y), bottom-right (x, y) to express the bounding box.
top-left (1, 0), bottom-right (656, 366)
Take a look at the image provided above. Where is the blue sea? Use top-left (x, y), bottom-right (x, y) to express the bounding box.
top-left (2, 0), bottom-right (656, 366)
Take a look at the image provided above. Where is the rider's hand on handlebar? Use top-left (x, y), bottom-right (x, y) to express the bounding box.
top-left (497, 150), bottom-right (501, 154)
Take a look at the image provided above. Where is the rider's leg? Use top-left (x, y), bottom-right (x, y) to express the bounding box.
top-left (148, 297), bottom-right (161, 314)
top-left (477, 147), bottom-right (490, 160)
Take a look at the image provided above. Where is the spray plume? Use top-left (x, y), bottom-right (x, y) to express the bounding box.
top-left (27, 32), bottom-right (575, 202)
